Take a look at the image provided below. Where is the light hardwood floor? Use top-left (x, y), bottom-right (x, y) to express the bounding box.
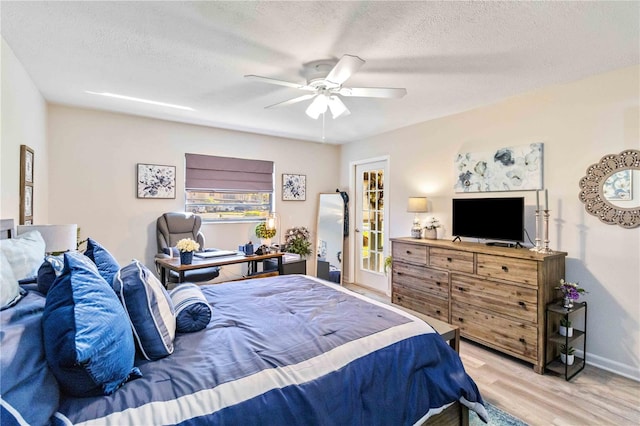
top-left (344, 283), bottom-right (640, 426)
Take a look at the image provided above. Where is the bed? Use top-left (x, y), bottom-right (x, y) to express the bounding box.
top-left (0, 219), bottom-right (487, 425)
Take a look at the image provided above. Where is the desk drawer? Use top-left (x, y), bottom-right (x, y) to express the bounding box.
top-left (477, 254), bottom-right (538, 286)
top-left (429, 248), bottom-right (474, 273)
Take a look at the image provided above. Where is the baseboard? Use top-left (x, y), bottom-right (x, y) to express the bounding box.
top-left (575, 349), bottom-right (640, 382)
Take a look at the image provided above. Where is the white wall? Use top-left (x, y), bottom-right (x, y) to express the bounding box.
top-left (46, 105), bottom-right (340, 278)
top-left (1, 37), bottom-right (48, 223)
top-left (340, 65), bottom-right (640, 381)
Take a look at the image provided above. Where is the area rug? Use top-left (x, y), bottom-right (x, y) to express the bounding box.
top-left (470, 402), bottom-right (529, 426)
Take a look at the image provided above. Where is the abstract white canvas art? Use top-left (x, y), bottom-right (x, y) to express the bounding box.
top-left (454, 143), bottom-right (543, 192)
top-left (137, 163), bottom-right (176, 199)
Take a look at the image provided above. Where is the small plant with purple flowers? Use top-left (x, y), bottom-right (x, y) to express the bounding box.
top-left (556, 279), bottom-right (587, 301)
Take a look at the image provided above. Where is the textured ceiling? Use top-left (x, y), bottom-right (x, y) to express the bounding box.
top-left (2, 1), bottom-right (639, 144)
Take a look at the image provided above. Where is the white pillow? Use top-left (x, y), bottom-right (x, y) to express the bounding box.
top-left (1, 252), bottom-right (22, 310)
top-left (0, 231), bottom-right (46, 281)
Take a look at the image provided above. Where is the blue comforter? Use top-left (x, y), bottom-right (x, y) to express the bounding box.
top-left (48, 275), bottom-right (486, 425)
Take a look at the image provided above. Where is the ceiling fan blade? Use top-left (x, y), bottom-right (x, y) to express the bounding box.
top-left (245, 75), bottom-right (314, 91)
top-left (325, 54), bottom-right (365, 85)
top-left (327, 96), bottom-right (351, 119)
top-left (265, 94), bottom-right (317, 109)
top-left (337, 87), bottom-right (407, 98)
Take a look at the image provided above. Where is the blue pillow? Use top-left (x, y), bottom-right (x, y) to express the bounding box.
top-left (36, 254), bottom-right (65, 295)
top-left (170, 283), bottom-right (213, 333)
top-left (114, 260), bottom-right (176, 360)
top-left (42, 251), bottom-right (141, 397)
top-left (84, 238), bottom-right (120, 286)
top-left (1, 292), bottom-right (59, 425)
top-left (162, 247), bottom-right (180, 257)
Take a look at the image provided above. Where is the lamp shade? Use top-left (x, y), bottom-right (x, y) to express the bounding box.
top-left (407, 197), bottom-right (428, 213)
top-left (16, 224), bottom-right (78, 253)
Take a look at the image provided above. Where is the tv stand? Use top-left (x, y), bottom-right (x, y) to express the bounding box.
top-left (486, 241), bottom-right (523, 248)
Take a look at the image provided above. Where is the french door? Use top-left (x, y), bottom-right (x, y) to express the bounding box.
top-left (354, 159), bottom-right (389, 294)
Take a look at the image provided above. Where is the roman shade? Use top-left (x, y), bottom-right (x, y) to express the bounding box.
top-left (185, 154), bottom-right (274, 192)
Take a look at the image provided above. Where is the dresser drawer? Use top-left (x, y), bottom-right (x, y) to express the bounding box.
top-left (451, 301), bottom-right (537, 362)
top-left (451, 274), bottom-right (537, 323)
top-left (429, 248), bottom-right (474, 273)
top-left (392, 242), bottom-right (427, 266)
top-left (392, 285), bottom-right (448, 321)
top-left (393, 263), bottom-right (448, 298)
top-left (476, 254), bottom-right (538, 286)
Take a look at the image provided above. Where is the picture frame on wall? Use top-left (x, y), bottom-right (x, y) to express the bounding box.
top-left (137, 163), bottom-right (176, 199)
top-left (282, 174), bottom-right (306, 201)
top-left (20, 145), bottom-right (34, 225)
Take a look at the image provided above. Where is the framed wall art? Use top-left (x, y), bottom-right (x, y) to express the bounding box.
top-left (454, 143), bottom-right (543, 192)
top-left (137, 163), bottom-right (176, 199)
top-left (20, 145), bottom-right (34, 224)
top-left (282, 174), bottom-right (306, 201)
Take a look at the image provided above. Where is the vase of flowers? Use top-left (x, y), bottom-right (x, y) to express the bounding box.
top-left (255, 222), bottom-right (276, 246)
top-left (423, 217), bottom-right (440, 240)
top-left (556, 279), bottom-right (587, 309)
top-left (283, 226), bottom-right (312, 258)
top-left (176, 238), bottom-right (200, 265)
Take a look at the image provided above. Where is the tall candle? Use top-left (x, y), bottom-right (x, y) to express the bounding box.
top-left (536, 190), bottom-right (540, 212)
top-left (545, 189), bottom-right (549, 211)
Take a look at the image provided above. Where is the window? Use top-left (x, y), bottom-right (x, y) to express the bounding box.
top-left (185, 154), bottom-right (274, 222)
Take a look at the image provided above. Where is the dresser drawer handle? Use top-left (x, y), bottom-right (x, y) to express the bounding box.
top-left (406, 250), bottom-right (412, 255)
top-left (436, 310), bottom-right (441, 315)
top-left (502, 265), bottom-right (509, 272)
top-left (458, 317), bottom-right (464, 323)
top-left (519, 338), bottom-right (526, 343)
top-left (518, 301), bottom-right (526, 307)
top-left (447, 257), bottom-right (453, 262)
top-left (458, 287), bottom-right (466, 292)
top-left (397, 272), bottom-right (403, 276)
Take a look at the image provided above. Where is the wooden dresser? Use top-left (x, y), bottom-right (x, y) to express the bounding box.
top-left (391, 237), bottom-right (567, 373)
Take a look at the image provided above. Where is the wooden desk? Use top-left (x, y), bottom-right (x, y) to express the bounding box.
top-left (156, 252), bottom-right (284, 287)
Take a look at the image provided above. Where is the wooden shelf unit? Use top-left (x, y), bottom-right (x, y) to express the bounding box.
top-left (390, 237), bottom-right (567, 374)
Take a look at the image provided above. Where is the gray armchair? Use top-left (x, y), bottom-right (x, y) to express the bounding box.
top-left (155, 212), bottom-right (220, 283)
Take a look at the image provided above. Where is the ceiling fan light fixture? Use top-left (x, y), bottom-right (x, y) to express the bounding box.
top-left (305, 95), bottom-right (329, 119)
top-left (327, 96), bottom-right (350, 119)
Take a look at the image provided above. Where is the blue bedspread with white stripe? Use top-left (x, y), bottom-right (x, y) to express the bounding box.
top-left (55, 275), bottom-right (486, 425)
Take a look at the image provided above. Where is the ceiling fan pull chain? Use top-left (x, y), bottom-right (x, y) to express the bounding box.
top-left (322, 111), bottom-right (326, 142)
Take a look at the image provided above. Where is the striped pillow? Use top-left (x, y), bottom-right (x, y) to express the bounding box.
top-left (170, 283), bottom-right (212, 333)
top-left (114, 260), bottom-right (176, 360)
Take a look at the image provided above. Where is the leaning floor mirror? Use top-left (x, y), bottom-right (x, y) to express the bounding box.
top-left (316, 193), bottom-right (345, 284)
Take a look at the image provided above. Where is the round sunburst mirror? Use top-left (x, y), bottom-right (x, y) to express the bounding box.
top-left (578, 149), bottom-right (640, 228)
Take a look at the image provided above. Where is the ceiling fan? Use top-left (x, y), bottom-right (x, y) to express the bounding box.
top-left (245, 54), bottom-right (407, 120)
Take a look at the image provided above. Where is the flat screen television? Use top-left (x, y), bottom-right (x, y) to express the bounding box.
top-left (452, 197), bottom-right (525, 243)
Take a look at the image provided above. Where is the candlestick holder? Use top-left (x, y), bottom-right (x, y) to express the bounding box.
top-left (530, 209), bottom-right (542, 252)
top-left (537, 209), bottom-right (554, 254)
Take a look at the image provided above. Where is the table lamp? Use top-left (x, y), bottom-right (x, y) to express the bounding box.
top-left (407, 197), bottom-right (428, 238)
top-left (16, 224), bottom-right (78, 254)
